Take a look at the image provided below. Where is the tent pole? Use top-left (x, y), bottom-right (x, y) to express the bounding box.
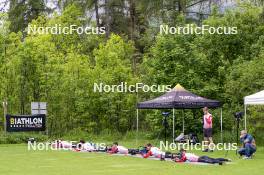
top-left (182, 109), bottom-right (184, 133)
top-left (136, 109), bottom-right (139, 144)
top-left (220, 108), bottom-right (223, 143)
top-left (173, 108), bottom-right (175, 142)
top-left (244, 105), bottom-right (247, 130)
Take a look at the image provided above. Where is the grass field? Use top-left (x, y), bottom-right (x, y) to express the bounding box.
top-left (0, 143), bottom-right (263, 175)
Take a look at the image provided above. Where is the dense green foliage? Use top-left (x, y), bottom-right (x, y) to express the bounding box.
top-left (0, 1), bottom-right (263, 142)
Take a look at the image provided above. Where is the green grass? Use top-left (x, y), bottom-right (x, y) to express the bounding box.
top-left (0, 143), bottom-right (263, 175)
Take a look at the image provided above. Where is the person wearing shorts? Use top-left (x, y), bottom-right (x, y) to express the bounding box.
top-left (202, 107), bottom-right (214, 152)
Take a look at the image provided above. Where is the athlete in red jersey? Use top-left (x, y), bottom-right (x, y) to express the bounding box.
top-left (202, 107), bottom-right (214, 152)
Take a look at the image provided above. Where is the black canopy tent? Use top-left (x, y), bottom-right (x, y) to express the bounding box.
top-left (136, 84), bottom-right (222, 142)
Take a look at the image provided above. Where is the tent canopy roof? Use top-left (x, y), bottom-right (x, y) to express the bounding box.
top-left (244, 90), bottom-right (264, 105)
top-left (137, 84), bottom-right (221, 109)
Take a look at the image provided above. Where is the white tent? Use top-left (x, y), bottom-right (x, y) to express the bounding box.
top-left (244, 90), bottom-right (264, 129)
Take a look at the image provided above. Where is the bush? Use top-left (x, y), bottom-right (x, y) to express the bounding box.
top-left (0, 132), bottom-right (49, 144)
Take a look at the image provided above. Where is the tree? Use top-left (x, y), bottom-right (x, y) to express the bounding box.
top-left (8, 0), bottom-right (47, 33)
top-left (92, 34), bottom-right (138, 132)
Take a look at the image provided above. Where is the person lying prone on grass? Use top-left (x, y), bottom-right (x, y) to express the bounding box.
top-left (74, 140), bottom-right (96, 152)
top-left (107, 142), bottom-right (128, 154)
top-left (141, 143), bottom-right (165, 158)
top-left (52, 140), bottom-right (73, 149)
top-left (174, 149), bottom-right (230, 165)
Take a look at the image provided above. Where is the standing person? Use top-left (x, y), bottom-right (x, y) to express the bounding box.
top-left (202, 107), bottom-right (214, 152)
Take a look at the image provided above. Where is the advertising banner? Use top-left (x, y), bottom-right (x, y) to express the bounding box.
top-left (6, 114), bottom-right (46, 132)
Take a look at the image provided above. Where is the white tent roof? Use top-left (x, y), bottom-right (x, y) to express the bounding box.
top-left (244, 90), bottom-right (264, 105)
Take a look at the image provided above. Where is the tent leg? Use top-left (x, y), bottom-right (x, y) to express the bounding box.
top-left (173, 108), bottom-right (175, 143)
top-left (182, 109), bottom-right (184, 133)
top-left (244, 105), bottom-right (247, 130)
top-left (220, 108), bottom-right (223, 143)
top-left (136, 109), bottom-right (139, 144)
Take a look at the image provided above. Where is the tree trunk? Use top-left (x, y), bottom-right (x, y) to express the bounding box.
top-left (178, 0), bottom-right (186, 13)
top-left (104, 0), bottom-right (110, 37)
top-left (94, 0), bottom-right (100, 27)
top-left (129, 0), bottom-right (136, 41)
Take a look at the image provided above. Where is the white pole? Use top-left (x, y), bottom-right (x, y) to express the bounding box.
top-left (244, 105), bottom-right (247, 130)
top-left (136, 109), bottom-right (138, 144)
top-left (173, 108), bottom-right (175, 142)
top-left (220, 108), bottom-right (223, 143)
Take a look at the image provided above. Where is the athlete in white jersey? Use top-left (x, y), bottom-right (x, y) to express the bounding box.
top-left (82, 142), bottom-right (96, 151)
top-left (108, 142), bottom-right (128, 154)
top-left (143, 143), bottom-right (165, 158)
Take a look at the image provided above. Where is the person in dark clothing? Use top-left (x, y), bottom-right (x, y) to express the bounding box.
top-left (198, 156), bottom-right (229, 165)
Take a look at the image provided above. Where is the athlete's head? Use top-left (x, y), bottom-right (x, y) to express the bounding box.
top-left (146, 143), bottom-right (152, 150)
top-left (203, 107), bottom-right (209, 114)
